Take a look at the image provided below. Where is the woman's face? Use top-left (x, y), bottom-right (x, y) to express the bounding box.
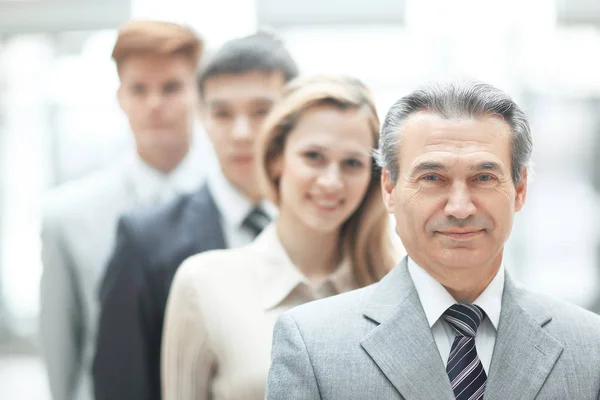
top-left (274, 104), bottom-right (374, 235)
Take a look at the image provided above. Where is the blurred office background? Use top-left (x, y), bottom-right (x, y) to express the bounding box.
top-left (1, 0), bottom-right (600, 398)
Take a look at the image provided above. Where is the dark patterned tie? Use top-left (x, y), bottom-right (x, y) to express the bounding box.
top-left (242, 207), bottom-right (271, 238)
top-left (442, 304), bottom-right (487, 400)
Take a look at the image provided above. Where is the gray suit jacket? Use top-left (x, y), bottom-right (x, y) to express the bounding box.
top-left (40, 155), bottom-right (203, 400)
top-left (40, 162), bottom-right (141, 400)
top-left (266, 258), bottom-right (600, 399)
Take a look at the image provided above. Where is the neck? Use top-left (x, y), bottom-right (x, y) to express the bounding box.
top-left (137, 146), bottom-right (188, 174)
top-left (413, 253), bottom-right (503, 303)
top-left (275, 216), bottom-right (342, 283)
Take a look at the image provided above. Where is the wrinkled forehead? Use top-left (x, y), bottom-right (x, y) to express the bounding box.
top-left (399, 112), bottom-right (513, 170)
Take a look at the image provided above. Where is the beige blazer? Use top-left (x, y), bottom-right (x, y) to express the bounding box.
top-left (161, 224), bottom-right (357, 400)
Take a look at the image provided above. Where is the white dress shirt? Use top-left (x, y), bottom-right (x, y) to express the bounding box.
top-left (407, 257), bottom-right (504, 373)
top-left (127, 147), bottom-right (206, 205)
top-left (206, 165), bottom-right (277, 248)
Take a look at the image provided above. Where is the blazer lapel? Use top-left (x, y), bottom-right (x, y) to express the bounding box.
top-left (360, 259), bottom-right (455, 400)
top-left (485, 275), bottom-right (563, 399)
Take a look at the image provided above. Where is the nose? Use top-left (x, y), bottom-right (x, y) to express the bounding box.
top-left (444, 181), bottom-right (476, 220)
top-left (147, 92), bottom-right (163, 110)
top-left (232, 115), bottom-right (252, 141)
top-left (317, 164), bottom-right (343, 192)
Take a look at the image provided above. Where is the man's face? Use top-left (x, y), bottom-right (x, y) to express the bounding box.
top-left (382, 111), bottom-right (527, 275)
top-left (201, 71), bottom-right (286, 199)
top-left (117, 53), bottom-right (198, 156)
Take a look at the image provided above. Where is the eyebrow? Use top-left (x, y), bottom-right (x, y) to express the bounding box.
top-left (470, 161), bottom-right (503, 172)
top-left (305, 145), bottom-right (370, 158)
top-left (409, 160), bottom-right (504, 177)
top-left (410, 161), bottom-right (447, 177)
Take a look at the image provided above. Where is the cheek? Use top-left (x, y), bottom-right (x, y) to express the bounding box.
top-left (206, 124), bottom-right (229, 145)
top-left (347, 173), bottom-right (372, 199)
top-left (398, 185), bottom-right (426, 213)
top-left (477, 190), bottom-right (514, 222)
top-left (166, 96), bottom-right (187, 114)
top-left (400, 193), bottom-right (439, 231)
top-left (282, 162), bottom-right (312, 189)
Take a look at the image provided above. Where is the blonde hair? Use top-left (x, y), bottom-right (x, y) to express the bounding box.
top-left (112, 20), bottom-right (203, 73)
top-left (257, 75), bottom-right (395, 287)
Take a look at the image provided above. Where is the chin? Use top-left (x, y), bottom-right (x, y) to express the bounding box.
top-left (305, 218), bottom-right (343, 235)
top-left (437, 249), bottom-right (486, 269)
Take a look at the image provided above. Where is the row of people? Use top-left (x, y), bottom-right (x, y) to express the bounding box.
top-left (39, 19), bottom-right (600, 400)
top-left (40, 20), bottom-right (396, 400)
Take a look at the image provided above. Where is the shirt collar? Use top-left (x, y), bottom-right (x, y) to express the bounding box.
top-left (206, 164), bottom-right (277, 228)
top-left (127, 148), bottom-right (204, 204)
top-left (407, 257), bottom-right (504, 330)
top-left (255, 224), bottom-right (356, 310)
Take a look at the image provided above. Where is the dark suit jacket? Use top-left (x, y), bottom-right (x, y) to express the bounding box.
top-left (92, 184), bottom-right (226, 400)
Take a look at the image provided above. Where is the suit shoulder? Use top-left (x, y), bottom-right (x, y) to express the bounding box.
top-left (517, 287), bottom-right (600, 336)
top-left (125, 193), bottom-right (182, 224)
top-left (118, 191), bottom-right (201, 245)
top-left (287, 284), bottom-right (374, 326)
top-left (43, 167), bottom-right (126, 225)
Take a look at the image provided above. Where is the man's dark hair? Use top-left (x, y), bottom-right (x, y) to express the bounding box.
top-left (197, 31), bottom-right (298, 97)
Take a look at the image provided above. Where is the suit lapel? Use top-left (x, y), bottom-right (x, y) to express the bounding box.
top-left (485, 275), bottom-right (563, 399)
top-left (360, 259), bottom-right (456, 400)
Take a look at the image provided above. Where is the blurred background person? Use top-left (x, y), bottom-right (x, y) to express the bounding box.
top-left (38, 20), bottom-right (205, 400)
top-left (92, 32), bottom-right (298, 400)
top-left (161, 74), bottom-right (396, 400)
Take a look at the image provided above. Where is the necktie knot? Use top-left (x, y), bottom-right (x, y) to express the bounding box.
top-left (442, 304), bottom-right (485, 338)
top-left (242, 207), bottom-right (270, 237)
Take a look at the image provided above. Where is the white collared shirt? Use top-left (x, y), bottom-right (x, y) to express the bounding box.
top-left (407, 257), bottom-right (504, 373)
top-left (127, 146), bottom-right (206, 205)
top-left (206, 164), bottom-right (277, 248)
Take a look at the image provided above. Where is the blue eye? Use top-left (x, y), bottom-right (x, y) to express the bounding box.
top-left (475, 174), bottom-right (495, 182)
top-left (422, 174), bottom-right (439, 181)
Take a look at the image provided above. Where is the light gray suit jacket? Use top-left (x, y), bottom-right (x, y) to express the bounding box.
top-left (39, 152), bottom-right (204, 400)
top-left (266, 258), bottom-right (600, 399)
top-left (40, 162), bottom-right (142, 400)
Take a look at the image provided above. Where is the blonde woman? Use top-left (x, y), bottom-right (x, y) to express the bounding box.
top-left (161, 75), bottom-right (396, 399)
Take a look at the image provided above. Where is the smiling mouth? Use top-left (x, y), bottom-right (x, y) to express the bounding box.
top-left (437, 230), bottom-right (484, 240)
top-left (311, 198), bottom-right (342, 212)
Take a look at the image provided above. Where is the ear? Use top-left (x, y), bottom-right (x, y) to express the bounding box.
top-left (514, 167), bottom-right (528, 212)
top-left (381, 168), bottom-right (396, 214)
top-left (269, 153), bottom-right (283, 182)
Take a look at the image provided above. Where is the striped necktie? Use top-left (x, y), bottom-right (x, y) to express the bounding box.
top-left (242, 207), bottom-right (271, 238)
top-left (442, 304), bottom-right (487, 400)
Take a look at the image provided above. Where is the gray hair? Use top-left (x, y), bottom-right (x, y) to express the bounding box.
top-left (375, 80), bottom-right (533, 185)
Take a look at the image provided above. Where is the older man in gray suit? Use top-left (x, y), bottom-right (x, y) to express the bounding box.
top-left (266, 81), bottom-right (600, 400)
